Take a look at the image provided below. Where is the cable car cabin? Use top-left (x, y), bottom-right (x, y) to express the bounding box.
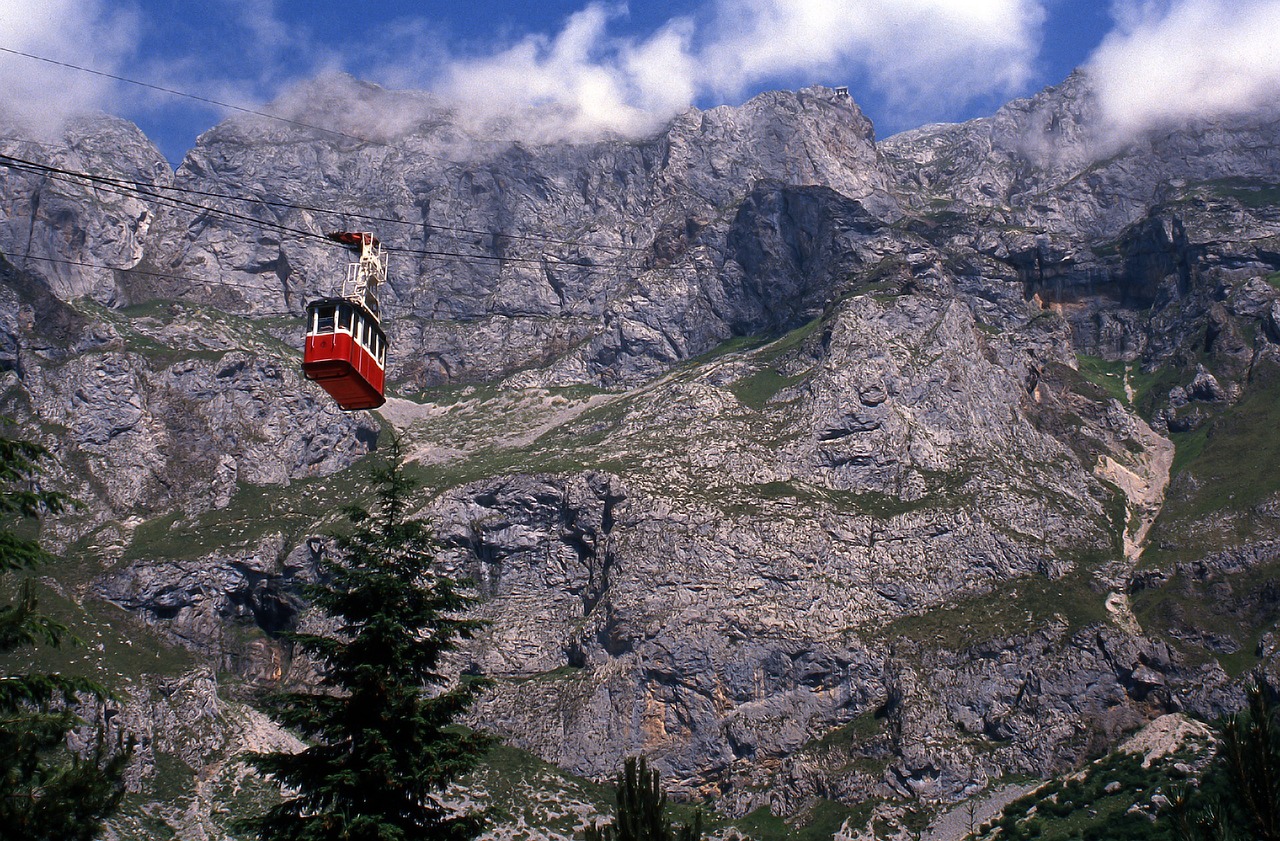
top-left (302, 297), bottom-right (387, 410)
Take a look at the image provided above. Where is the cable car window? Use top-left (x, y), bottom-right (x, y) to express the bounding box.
top-left (355, 316), bottom-right (365, 347)
top-left (338, 305), bottom-right (352, 332)
top-left (316, 305), bottom-right (336, 333)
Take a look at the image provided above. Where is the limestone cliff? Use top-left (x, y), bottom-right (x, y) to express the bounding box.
top-left (1, 71), bottom-right (1278, 837)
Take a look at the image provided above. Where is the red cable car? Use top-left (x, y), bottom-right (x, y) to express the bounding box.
top-left (303, 232), bottom-right (388, 410)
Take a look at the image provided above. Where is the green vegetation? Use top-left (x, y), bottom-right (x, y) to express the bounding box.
top-left (1072, 326), bottom-right (1280, 678)
top-left (733, 806), bottom-right (792, 841)
top-left (242, 438), bottom-right (491, 841)
top-left (682, 333), bottom-right (774, 367)
top-left (728, 368), bottom-right (809, 409)
top-left (981, 688), bottom-right (1280, 841)
top-left (728, 800), bottom-right (876, 841)
top-left (1074, 355), bottom-right (1128, 404)
top-left (1144, 370), bottom-right (1280, 570)
top-left (716, 318), bottom-right (824, 410)
top-left (121, 456), bottom-right (381, 564)
top-left (975, 749), bottom-right (1196, 841)
top-left (876, 562), bottom-right (1111, 648)
top-left (812, 709), bottom-right (885, 752)
top-left (464, 741), bottom-right (613, 834)
top-left (1197, 177), bottom-right (1280, 209)
top-left (0, 579), bottom-right (194, 690)
top-left (1127, 364), bottom-right (1184, 424)
top-left (751, 316), bottom-right (824, 365)
top-left (0, 435), bottom-right (130, 840)
top-left (71, 298), bottom-right (296, 367)
top-left (1133, 557), bottom-right (1280, 677)
top-left (1170, 683), bottom-right (1280, 841)
top-left (706, 479), bottom-right (944, 520)
top-left (374, 323), bottom-right (821, 496)
top-left (584, 756), bottom-right (703, 841)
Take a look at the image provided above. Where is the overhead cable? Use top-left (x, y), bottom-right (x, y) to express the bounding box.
top-left (0, 138), bottom-right (651, 254)
top-left (0, 45), bottom-right (369, 146)
top-left (0, 152), bottom-right (656, 272)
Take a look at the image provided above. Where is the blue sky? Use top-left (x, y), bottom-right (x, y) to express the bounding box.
top-left (1, 1), bottom-right (1278, 164)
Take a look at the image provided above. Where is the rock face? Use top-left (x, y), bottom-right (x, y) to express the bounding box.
top-left (2, 69), bottom-right (1280, 832)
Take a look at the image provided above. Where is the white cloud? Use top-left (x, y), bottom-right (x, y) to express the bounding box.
top-left (436, 4), bottom-right (698, 141)
top-left (1087, 0), bottom-right (1280, 139)
top-left (700, 0), bottom-right (1045, 117)
top-left (429, 0), bottom-right (1047, 142)
top-left (0, 0), bottom-right (329, 144)
top-left (0, 0), bottom-right (1054, 149)
top-left (0, 0), bottom-right (139, 135)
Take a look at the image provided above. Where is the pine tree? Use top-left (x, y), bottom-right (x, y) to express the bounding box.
top-left (0, 435), bottom-right (129, 841)
top-left (243, 439), bottom-right (492, 841)
top-left (585, 756), bottom-right (704, 841)
top-left (1172, 682), bottom-right (1280, 841)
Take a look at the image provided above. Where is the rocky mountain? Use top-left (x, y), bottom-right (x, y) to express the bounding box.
top-left (1, 70), bottom-right (1278, 838)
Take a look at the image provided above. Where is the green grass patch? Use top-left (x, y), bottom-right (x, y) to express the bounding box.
top-left (122, 457), bottom-right (381, 564)
top-left (975, 747), bottom-right (1202, 841)
top-left (723, 800), bottom-right (875, 841)
top-left (71, 297), bottom-right (298, 367)
top-left (1075, 355), bottom-right (1129, 404)
top-left (682, 333), bottom-right (774, 368)
top-left (117, 299), bottom-right (184, 319)
top-left (392, 381), bottom-right (507, 406)
top-left (503, 664), bottom-right (587, 683)
top-left (0, 578), bottom-right (194, 691)
top-left (810, 709), bottom-right (885, 753)
top-left (463, 741), bottom-right (613, 835)
top-left (1133, 556), bottom-right (1280, 676)
top-left (1198, 177), bottom-right (1280, 209)
top-left (794, 799), bottom-right (865, 841)
top-left (1144, 368), bottom-right (1280, 569)
top-left (1127, 364), bottom-right (1183, 424)
top-left (705, 479), bottom-right (948, 520)
top-left (875, 561), bottom-right (1112, 649)
top-left (1172, 373), bottom-right (1280, 512)
top-left (733, 805), bottom-right (792, 841)
top-left (752, 316), bottom-right (824, 365)
top-left (1166, 425), bottom-right (1208, 480)
top-left (728, 368), bottom-right (809, 409)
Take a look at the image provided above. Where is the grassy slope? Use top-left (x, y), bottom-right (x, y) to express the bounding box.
top-left (973, 750), bottom-right (1187, 841)
top-left (21, 291), bottom-right (1264, 839)
top-left (1134, 367), bottom-right (1280, 677)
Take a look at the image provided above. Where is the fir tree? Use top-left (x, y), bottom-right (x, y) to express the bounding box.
top-left (585, 756), bottom-right (704, 841)
top-left (1172, 682), bottom-right (1280, 841)
top-left (0, 435), bottom-right (129, 841)
top-left (244, 439), bottom-right (492, 841)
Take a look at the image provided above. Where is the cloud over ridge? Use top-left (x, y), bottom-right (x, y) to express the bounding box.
top-left (432, 0), bottom-right (1048, 140)
top-left (0, 0), bottom-right (138, 135)
top-left (1086, 0), bottom-right (1280, 140)
top-left (9, 0), bottom-right (1280, 154)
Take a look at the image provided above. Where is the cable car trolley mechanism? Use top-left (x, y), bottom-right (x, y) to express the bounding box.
top-left (302, 231), bottom-right (389, 410)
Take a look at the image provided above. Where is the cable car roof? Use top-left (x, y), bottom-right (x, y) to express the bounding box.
top-left (326, 231), bottom-right (381, 250)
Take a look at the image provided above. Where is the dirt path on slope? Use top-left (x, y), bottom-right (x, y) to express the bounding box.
top-left (922, 783), bottom-right (1042, 841)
